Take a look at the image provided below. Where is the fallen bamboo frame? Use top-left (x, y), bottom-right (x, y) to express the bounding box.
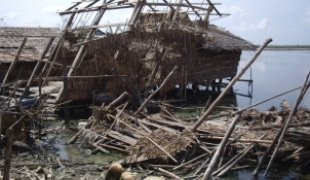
top-left (192, 38), bottom-right (272, 133)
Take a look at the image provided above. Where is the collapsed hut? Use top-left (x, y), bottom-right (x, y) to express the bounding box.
top-left (1, 1), bottom-right (256, 110)
top-left (33, 1), bottom-right (256, 109)
top-left (1, 1), bottom-right (310, 180)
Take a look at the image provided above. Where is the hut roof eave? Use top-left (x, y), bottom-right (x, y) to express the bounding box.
top-left (0, 26), bottom-right (62, 63)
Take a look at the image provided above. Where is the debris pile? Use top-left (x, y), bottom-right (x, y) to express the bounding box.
top-left (67, 98), bottom-right (310, 179)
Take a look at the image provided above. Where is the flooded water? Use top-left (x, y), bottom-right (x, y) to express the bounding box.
top-left (221, 49), bottom-right (310, 179)
top-left (233, 50), bottom-right (310, 110)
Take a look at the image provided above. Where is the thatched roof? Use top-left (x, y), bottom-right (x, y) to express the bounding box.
top-left (0, 26), bottom-right (61, 63)
top-left (138, 12), bottom-right (256, 52)
top-left (202, 25), bottom-right (256, 51)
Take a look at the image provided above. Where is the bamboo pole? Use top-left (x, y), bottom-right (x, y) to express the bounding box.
top-left (152, 167), bottom-right (183, 180)
top-left (216, 134), bottom-right (266, 177)
top-left (1, 38), bottom-right (27, 94)
top-left (107, 92), bottom-right (128, 109)
top-left (134, 66), bottom-right (178, 116)
top-left (263, 70), bottom-right (310, 177)
top-left (202, 113), bottom-right (241, 180)
top-left (192, 38), bottom-right (272, 132)
top-left (168, 0), bottom-right (183, 29)
top-left (56, 7), bottom-right (106, 103)
top-left (23, 37), bottom-right (54, 96)
top-left (42, 11), bottom-right (77, 85)
top-left (232, 86), bottom-right (302, 116)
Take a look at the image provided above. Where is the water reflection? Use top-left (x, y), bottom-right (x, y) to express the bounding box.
top-left (233, 50), bottom-right (310, 110)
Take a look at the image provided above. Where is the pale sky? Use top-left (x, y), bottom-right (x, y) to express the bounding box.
top-left (1, 0), bottom-right (310, 45)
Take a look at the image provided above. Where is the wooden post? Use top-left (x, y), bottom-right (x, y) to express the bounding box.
top-left (191, 38), bottom-right (272, 132)
top-left (3, 128), bottom-right (13, 180)
top-left (23, 37), bottom-right (55, 97)
top-left (38, 73), bottom-right (42, 139)
top-left (62, 43), bottom-right (71, 128)
top-left (2, 38), bottom-right (27, 94)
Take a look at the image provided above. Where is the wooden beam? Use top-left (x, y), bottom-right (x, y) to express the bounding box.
top-left (1, 38), bottom-right (27, 94)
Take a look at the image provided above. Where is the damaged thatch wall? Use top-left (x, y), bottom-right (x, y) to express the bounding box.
top-left (53, 25), bottom-right (250, 102)
top-left (18, 12), bottom-right (255, 103)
